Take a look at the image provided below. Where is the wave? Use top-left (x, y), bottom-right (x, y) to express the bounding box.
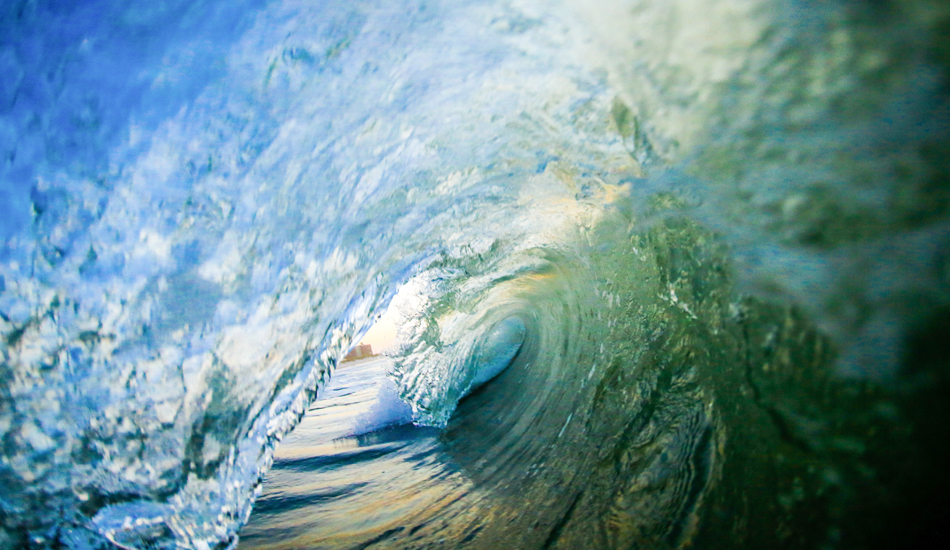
top-left (280, 358), bottom-right (412, 446)
top-left (2, 0), bottom-right (949, 548)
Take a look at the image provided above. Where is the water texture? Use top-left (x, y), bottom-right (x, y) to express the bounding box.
top-left (1, 0), bottom-right (949, 548)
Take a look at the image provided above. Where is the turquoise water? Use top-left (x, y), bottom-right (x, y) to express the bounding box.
top-left (1, 0), bottom-right (949, 548)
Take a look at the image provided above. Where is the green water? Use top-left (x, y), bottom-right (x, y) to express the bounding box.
top-left (244, 201), bottom-right (942, 549)
top-left (2, 1), bottom-right (948, 548)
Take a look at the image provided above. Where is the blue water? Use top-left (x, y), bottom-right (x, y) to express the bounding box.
top-left (2, 0), bottom-right (949, 548)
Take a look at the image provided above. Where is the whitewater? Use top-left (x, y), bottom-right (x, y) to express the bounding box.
top-left (1, 0), bottom-right (948, 548)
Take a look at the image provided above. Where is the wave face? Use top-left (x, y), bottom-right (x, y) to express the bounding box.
top-left (2, 0), bottom-right (949, 548)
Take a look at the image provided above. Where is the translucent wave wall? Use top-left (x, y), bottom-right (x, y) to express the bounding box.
top-left (1, 0), bottom-right (948, 548)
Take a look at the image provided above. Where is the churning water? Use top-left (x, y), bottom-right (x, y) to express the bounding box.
top-left (2, 0), bottom-right (949, 548)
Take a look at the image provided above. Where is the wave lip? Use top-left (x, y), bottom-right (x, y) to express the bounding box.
top-left (468, 316), bottom-right (526, 391)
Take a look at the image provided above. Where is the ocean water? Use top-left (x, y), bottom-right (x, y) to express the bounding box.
top-left (1, 0), bottom-right (949, 548)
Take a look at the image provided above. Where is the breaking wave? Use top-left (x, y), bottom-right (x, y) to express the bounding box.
top-left (2, 0), bottom-right (949, 548)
